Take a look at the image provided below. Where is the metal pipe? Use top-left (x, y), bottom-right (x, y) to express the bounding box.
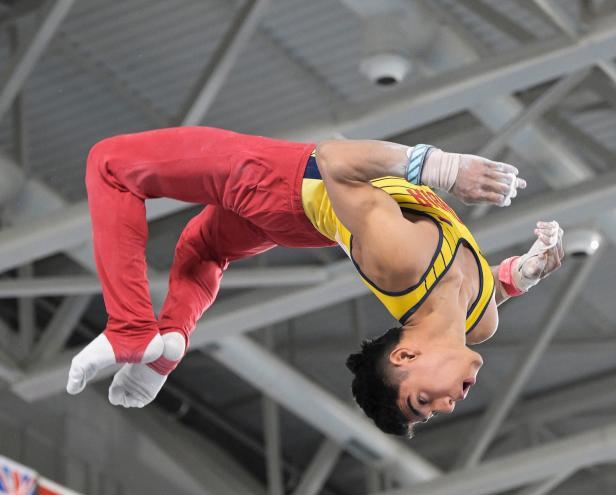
top-left (0, 266), bottom-right (331, 298)
top-left (374, 423), bottom-right (616, 495)
top-left (210, 335), bottom-right (442, 484)
top-left (457, 233), bottom-right (604, 467)
top-left (291, 440), bottom-right (342, 495)
top-left (0, 0), bottom-right (75, 121)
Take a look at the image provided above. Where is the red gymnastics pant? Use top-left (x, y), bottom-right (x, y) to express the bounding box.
top-left (85, 127), bottom-right (335, 367)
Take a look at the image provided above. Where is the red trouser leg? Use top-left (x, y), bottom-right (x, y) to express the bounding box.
top-left (86, 148), bottom-right (157, 363)
top-left (85, 126), bottom-right (322, 363)
top-left (148, 206), bottom-right (276, 374)
top-left (85, 127), bottom-right (249, 363)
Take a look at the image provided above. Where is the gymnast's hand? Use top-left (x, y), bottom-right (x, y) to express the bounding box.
top-left (107, 332), bottom-right (186, 408)
top-left (514, 221), bottom-right (564, 291)
top-left (451, 154), bottom-right (527, 207)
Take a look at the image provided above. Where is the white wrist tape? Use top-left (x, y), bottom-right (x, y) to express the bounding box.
top-left (512, 221), bottom-right (560, 291)
top-left (421, 148), bottom-right (460, 192)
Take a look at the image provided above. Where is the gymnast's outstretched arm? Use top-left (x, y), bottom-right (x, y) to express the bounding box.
top-left (315, 139), bottom-right (526, 206)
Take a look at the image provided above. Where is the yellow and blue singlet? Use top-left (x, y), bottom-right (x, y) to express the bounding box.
top-left (301, 152), bottom-right (494, 334)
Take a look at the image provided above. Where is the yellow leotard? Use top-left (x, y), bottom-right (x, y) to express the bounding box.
top-left (301, 157), bottom-right (494, 334)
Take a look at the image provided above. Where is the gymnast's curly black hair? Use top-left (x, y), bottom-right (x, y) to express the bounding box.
top-left (346, 326), bottom-right (411, 437)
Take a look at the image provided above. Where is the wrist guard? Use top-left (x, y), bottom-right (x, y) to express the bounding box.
top-left (498, 256), bottom-right (525, 297)
top-left (405, 144), bottom-right (434, 185)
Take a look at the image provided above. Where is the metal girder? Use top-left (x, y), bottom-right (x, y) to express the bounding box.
top-left (263, 393), bottom-right (283, 495)
top-left (544, 112), bottom-right (615, 172)
top-left (285, 14), bottom-right (616, 145)
top-left (468, 171), bottom-right (616, 254)
top-left (0, 152), bottom-right (25, 206)
top-left (514, 469), bottom-right (576, 495)
top-left (533, 0), bottom-right (616, 85)
top-left (0, 317), bottom-right (15, 350)
top-left (53, 31), bottom-right (168, 128)
top-left (374, 423), bottom-right (616, 495)
top-left (178, 0), bottom-right (271, 125)
top-left (209, 335), bottom-right (442, 485)
top-left (17, 265), bottom-right (35, 359)
top-left (410, 371), bottom-right (616, 459)
top-left (0, 346), bottom-right (23, 383)
top-left (10, 172), bottom-right (616, 400)
top-left (476, 69), bottom-right (590, 159)
top-left (461, 0), bottom-right (535, 42)
top-left (291, 440), bottom-right (341, 495)
top-left (478, 338), bottom-right (616, 357)
top-left (62, 388), bottom-right (265, 495)
top-left (422, 21), bottom-right (593, 187)
top-left (27, 295), bottom-right (92, 364)
top-left (469, 68), bottom-right (590, 218)
top-left (456, 244), bottom-right (605, 467)
top-left (0, 194), bottom-right (190, 274)
top-left (0, 266), bottom-right (332, 298)
top-left (262, 328), bottom-right (284, 495)
top-left (0, 0), bottom-right (75, 122)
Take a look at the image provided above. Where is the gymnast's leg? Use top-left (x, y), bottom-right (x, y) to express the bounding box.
top-left (67, 127), bottom-right (274, 394)
top-left (108, 206), bottom-right (276, 407)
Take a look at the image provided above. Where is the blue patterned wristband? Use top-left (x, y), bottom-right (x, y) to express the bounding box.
top-left (406, 144), bottom-right (434, 185)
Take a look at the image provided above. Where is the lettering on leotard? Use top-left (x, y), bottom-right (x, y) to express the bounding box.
top-left (406, 188), bottom-right (462, 223)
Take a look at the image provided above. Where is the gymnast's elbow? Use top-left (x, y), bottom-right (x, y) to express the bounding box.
top-left (315, 140), bottom-right (355, 183)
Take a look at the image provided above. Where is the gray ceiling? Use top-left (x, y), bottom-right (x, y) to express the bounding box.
top-left (1, 0), bottom-right (616, 494)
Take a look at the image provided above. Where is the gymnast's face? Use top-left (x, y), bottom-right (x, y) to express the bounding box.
top-left (389, 344), bottom-right (483, 424)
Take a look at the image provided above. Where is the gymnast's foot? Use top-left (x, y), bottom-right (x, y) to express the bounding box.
top-left (108, 332), bottom-right (185, 408)
top-left (66, 332), bottom-right (164, 395)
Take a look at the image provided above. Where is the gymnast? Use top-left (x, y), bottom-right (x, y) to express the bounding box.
top-left (66, 127), bottom-right (563, 436)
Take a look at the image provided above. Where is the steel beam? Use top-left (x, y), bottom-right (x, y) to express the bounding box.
top-left (0, 346), bottom-right (23, 383)
top-left (262, 394), bottom-right (284, 495)
top-left (0, 317), bottom-right (15, 351)
top-left (53, 32), bottom-right (168, 128)
top-left (461, 0), bottom-right (535, 42)
top-left (468, 171), bottom-right (616, 254)
top-left (534, 0), bottom-right (616, 85)
top-left (285, 14), bottom-right (616, 145)
top-left (476, 69), bottom-right (590, 160)
top-left (209, 335), bottom-right (442, 484)
top-left (0, 266), bottom-right (331, 298)
top-left (178, 0), bottom-right (271, 125)
top-left (291, 440), bottom-right (341, 495)
top-left (0, 0), bottom-right (75, 121)
top-left (0, 196), bottom-right (191, 274)
top-left (469, 69), bottom-right (590, 218)
top-left (421, 21), bottom-right (593, 187)
top-left (262, 328), bottom-right (284, 495)
top-left (374, 423), bottom-right (616, 495)
top-left (457, 242), bottom-right (605, 467)
top-left (28, 295), bottom-right (92, 364)
top-left (16, 261), bottom-right (35, 363)
top-left (410, 371), bottom-right (616, 459)
top-left (514, 469), bottom-right (576, 495)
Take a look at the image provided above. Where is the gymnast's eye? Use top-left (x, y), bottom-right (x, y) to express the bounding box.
top-left (418, 395), bottom-right (428, 406)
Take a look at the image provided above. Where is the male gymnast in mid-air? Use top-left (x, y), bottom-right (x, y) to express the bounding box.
top-left (67, 126), bottom-right (563, 436)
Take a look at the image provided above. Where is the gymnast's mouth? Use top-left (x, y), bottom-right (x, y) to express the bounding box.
top-left (461, 378), bottom-right (475, 399)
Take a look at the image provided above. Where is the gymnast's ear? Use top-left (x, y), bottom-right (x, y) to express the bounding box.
top-left (389, 347), bottom-right (418, 366)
